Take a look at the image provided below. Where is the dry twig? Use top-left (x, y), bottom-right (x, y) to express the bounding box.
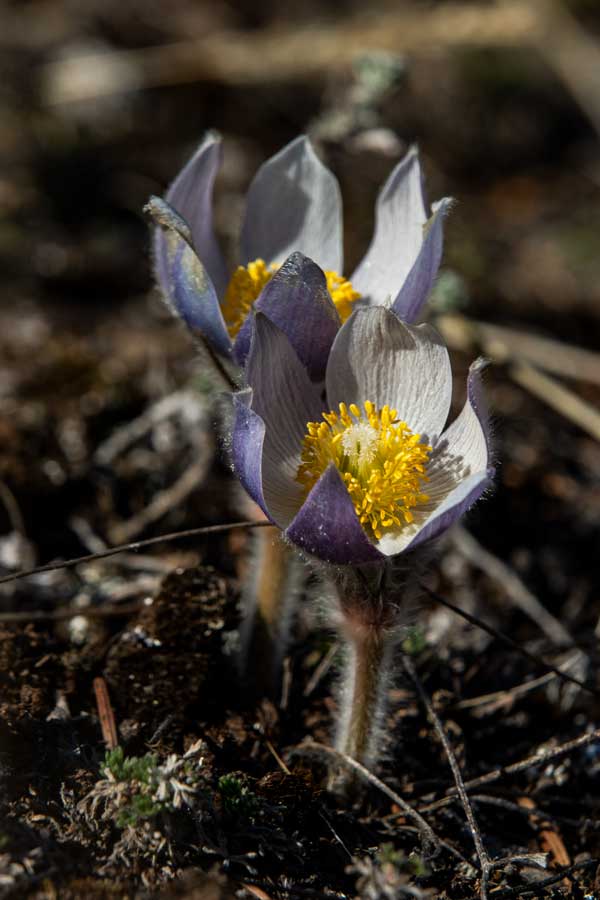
top-left (93, 677), bottom-right (118, 750)
top-left (292, 740), bottom-right (440, 857)
top-left (420, 582), bottom-right (599, 698)
top-left (418, 726), bottom-right (600, 813)
top-left (402, 656), bottom-right (492, 899)
top-left (0, 519), bottom-right (270, 586)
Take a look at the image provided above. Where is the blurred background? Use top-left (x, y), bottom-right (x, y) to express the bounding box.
top-left (1, 0), bottom-right (599, 615)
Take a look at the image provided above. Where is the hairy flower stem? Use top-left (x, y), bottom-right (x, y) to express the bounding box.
top-left (240, 523), bottom-right (302, 698)
top-left (330, 565), bottom-right (397, 790)
top-left (338, 624), bottom-right (392, 765)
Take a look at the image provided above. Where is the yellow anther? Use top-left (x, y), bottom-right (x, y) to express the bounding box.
top-left (221, 259), bottom-right (275, 339)
top-left (324, 271), bottom-right (361, 322)
top-left (221, 258), bottom-right (361, 339)
top-left (296, 402), bottom-right (432, 541)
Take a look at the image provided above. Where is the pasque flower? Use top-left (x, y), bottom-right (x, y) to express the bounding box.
top-left (150, 133), bottom-right (451, 380)
top-left (232, 256), bottom-right (493, 566)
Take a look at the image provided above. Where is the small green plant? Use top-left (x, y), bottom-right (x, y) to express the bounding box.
top-left (402, 626), bottom-right (427, 657)
top-left (217, 773), bottom-right (257, 818)
top-left (80, 741), bottom-right (206, 831)
top-left (103, 746), bottom-right (158, 785)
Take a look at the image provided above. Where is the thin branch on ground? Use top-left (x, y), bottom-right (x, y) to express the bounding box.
top-left (402, 656), bottom-right (492, 900)
top-left (487, 857), bottom-right (598, 898)
top-left (419, 581), bottom-right (600, 698)
top-left (418, 726), bottom-right (600, 812)
top-left (0, 519), bottom-right (270, 586)
top-left (291, 740), bottom-right (441, 858)
top-left (453, 654), bottom-right (581, 710)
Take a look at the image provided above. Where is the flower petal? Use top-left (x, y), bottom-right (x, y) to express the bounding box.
top-left (231, 388), bottom-right (269, 519)
top-left (149, 198), bottom-right (231, 356)
top-left (377, 469), bottom-right (493, 556)
top-left (433, 357), bottom-right (491, 475)
top-left (326, 307), bottom-right (452, 441)
top-left (405, 468), bottom-right (494, 551)
top-left (233, 252), bottom-right (340, 380)
top-left (157, 132), bottom-right (228, 298)
top-left (350, 146), bottom-right (428, 306)
top-left (285, 464), bottom-right (384, 565)
top-left (392, 197), bottom-right (452, 323)
top-left (376, 359), bottom-right (493, 556)
top-left (240, 136), bottom-right (343, 272)
top-left (245, 313), bottom-right (323, 526)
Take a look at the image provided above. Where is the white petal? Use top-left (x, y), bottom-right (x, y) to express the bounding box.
top-left (351, 146), bottom-right (428, 305)
top-left (325, 307), bottom-right (452, 441)
top-left (431, 358), bottom-right (490, 477)
top-left (246, 313), bottom-right (323, 526)
top-left (240, 136), bottom-right (343, 272)
top-left (376, 471), bottom-right (491, 556)
top-left (376, 361), bottom-right (492, 556)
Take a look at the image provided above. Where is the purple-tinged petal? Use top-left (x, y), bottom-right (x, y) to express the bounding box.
top-left (233, 252), bottom-right (340, 379)
top-left (246, 314), bottom-right (323, 526)
top-left (156, 132), bottom-right (228, 298)
top-left (392, 197), bottom-right (452, 323)
top-left (240, 136), bottom-right (343, 273)
top-left (231, 388), bottom-right (270, 520)
top-left (402, 468), bottom-right (494, 553)
top-left (433, 357), bottom-right (491, 475)
top-left (376, 360), bottom-right (493, 556)
top-left (285, 465), bottom-right (384, 565)
top-left (326, 307), bottom-right (452, 442)
top-left (351, 146), bottom-right (428, 306)
top-left (150, 198), bottom-right (231, 356)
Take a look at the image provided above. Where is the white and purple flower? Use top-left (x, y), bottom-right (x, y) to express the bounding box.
top-left (150, 133), bottom-right (451, 381)
top-left (232, 259), bottom-right (493, 566)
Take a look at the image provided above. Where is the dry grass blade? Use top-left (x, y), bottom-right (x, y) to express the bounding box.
top-left (40, 3), bottom-right (536, 103)
top-left (437, 314), bottom-right (600, 385)
top-left (451, 526), bottom-right (575, 648)
top-left (510, 361), bottom-right (600, 442)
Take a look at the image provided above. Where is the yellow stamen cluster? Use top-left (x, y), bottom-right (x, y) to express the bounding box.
top-left (297, 401), bottom-right (432, 540)
top-left (221, 258), bottom-right (361, 339)
top-left (222, 259), bottom-right (275, 339)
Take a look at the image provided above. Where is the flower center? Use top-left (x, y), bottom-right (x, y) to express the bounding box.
top-left (221, 258), bottom-right (361, 339)
top-left (296, 401), bottom-right (432, 540)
